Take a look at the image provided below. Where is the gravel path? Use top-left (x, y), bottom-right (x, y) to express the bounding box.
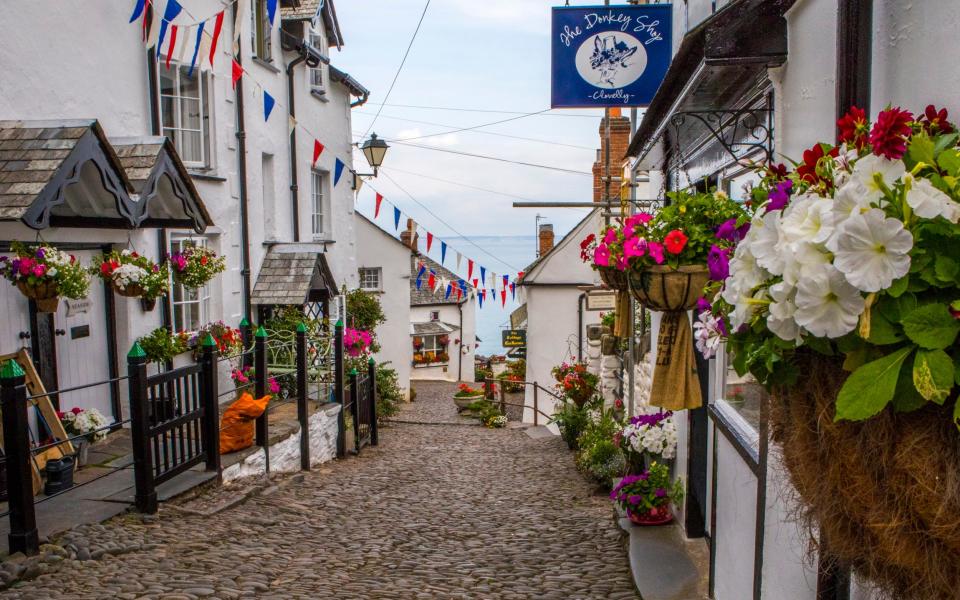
top-left (1, 380), bottom-right (636, 599)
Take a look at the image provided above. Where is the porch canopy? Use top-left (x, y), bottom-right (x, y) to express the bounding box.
top-left (0, 119), bottom-right (210, 233)
top-left (251, 244), bottom-right (338, 306)
top-left (411, 321), bottom-right (460, 336)
top-left (626, 0), bottom-right (795, 181)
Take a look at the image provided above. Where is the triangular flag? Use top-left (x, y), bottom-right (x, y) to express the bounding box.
top-left (231, 59), bottom-right (243, 88)
top-left (428, 272), bottom-right (436, 290)
top-left (312, 140), bottom-right (324, 166)
top-left (130, 0), bottom-right (147, 23)
top-left (426, 232), bottom-right (433, 253)
top-left (233, 0), bottom-right (249, 51)
top-left (510, 282), bottom-right (516, 300)
top-left (472, 278), bottom-right (479, 289)
top-left (264, 91), bottom-right (275, 121)
top-left (267, 0), bottom-right (278, 26)
top-left (501, 290), bottom-right (507, 307)
top-left (478, 290), bottom-right (484, 308)
top-left (491, 272), bottom-right (497, 289)
top-left (287, 115), bottom-right (297, 135)
top-left (156, 0), bottom-right (182, 60)
top-left (141, 0), bottom-right (152, 41)
top-left (208, 11), bottom-right (224, 67)
top-left (164, 25), bottom-right (178, 69)
top-left (393, 207), bottom-right (401, 231)
top-left (334, 158), bottom-right (345, 185)
top-left (441, 242), bottom-right (447, 265)
top-left (416, 264), bottom-right (426, 289)
top-left (503, 275), bottom-right (509, 289)
top-left (197, 26), bottom-right (211, 68)
top-left (468, 260), bottom-right (474, 280)
top-left (177, 25), bottom-right (191, 65)
top-left (445, 283), bottom-right (452, 300)
top-left (458, 279), bottom-right (466, 294)
top-left (456, 252), bottom-right (462, 271)
top-left (518, 271), bottom-right (525, 280)
top-left (146, 3), bottom-right (162, 49)
top-left (480, 266), bottom-right (486, 284)
top-left (374, 193), bottom-right (383, 218)
top-left (188, 22), bottom-right (205, 76)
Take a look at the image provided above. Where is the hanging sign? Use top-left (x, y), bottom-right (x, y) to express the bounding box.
top-left (501, 329), bottom-right (527, 348)
top-left (551, 5), bottom-right (672, 108)
top-left (586, 290), bottom-right (616, 311)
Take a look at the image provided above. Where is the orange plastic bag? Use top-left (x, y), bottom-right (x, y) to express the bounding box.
top-left (219, 392), bottom-right (271, 454)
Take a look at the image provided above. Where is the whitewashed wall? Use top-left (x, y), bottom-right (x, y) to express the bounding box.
top-left (409, 302), bottom-right (475, 383)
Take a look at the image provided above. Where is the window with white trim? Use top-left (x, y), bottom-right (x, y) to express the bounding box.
top-left (421, 334), bottom-right (445, 353)
top-left (169, 236), bottom-right (211, 332)
top-left (308, 30), bottom-right (327, 94)
top-left (252, 0), bottom-right (272, 62)
top-left (159, 63), bottom-right (211, 168)
top-left (359, 268), bottom-right (381, 291)
top-left (311, 170), bottom-right (328, 240)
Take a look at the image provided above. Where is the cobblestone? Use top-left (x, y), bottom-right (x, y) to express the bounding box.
top-left (1, 381), bottom-right (635, 599)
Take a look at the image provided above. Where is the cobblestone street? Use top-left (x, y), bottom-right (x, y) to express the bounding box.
top-left (1, 381), bottom-right (636, 599)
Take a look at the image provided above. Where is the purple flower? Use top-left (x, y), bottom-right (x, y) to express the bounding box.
top-left (655, 488), bottom-right (667, 498)
top-left (639, 472), bottom-right (649, 481)
top-left (628, 495), bottom-right (641, 506)
top-left (35, 248), bottom-right (45, 259)
top-left (696, 297), bottom-right (712, 313)
top-left (767, 179), bottom-right (793, 211)
top-left (707, 244), bottom-right (730, 281)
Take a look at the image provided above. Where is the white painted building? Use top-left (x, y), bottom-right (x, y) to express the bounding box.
top-left (625, 1), bottom-right (960, 598)
top-left (354, 213), bottom-right (411, 398)
top-left (0, 0), bottom-right (366, 424)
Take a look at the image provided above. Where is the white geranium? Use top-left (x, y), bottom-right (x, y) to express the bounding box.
top-left (794, 265), bottom-right (865, 338)
top-left (904, 173), bottom-right (960, 223)
top-left (622, 414), bottom-right (678, 460)
top-left (833, 208), bottom-right (913, 293)
top-left (767, 281), bottom-right (803, 343)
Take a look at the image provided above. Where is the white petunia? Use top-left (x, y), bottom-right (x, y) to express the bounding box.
top-left (751, 210), bottom-right (785, 274)
top-left (832, 208), bottom-right (913, 292)
top-left (767, 281), bottom-right (803, 343)
top-left (781, 194), bottom-right (836, 246)
top-left (794, 265), bottom-right (865, 338)
top-left (781, 241), bottom-right (832, 287)
top-left (904, 173), bottom-right (960, 223)
top-left (730, 287), bottom-right (768, 332)
top-left (848, 154), bottom-right (906, 201)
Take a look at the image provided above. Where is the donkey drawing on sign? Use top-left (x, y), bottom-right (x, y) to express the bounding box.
top-left (589, 34), bottom-right (638, 88)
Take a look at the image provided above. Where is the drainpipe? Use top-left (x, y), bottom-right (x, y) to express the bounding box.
top-left (286, 51), bottom-right (306, 243)
top-left (577, 293), bottom-right (586, 363)
top-left (458, 300), bottom-right (464, 381)
top-left (234, 2), bottom-right (252, 320)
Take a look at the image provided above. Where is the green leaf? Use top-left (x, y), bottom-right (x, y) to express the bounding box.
top-left (887, 275), bottom-right (909, 298)
top-left (866, 309), bottom-right (904, 345)
top-left (835, 346), bottom-right (914, 421)
top-left (901, 303), bottom-right (960, 350)
top-left (934, 133), bottom-right (960, 158)
top-left (893, 358), bottom-right (927, 413)
top-left (804, 336), bottom-right (834, 356)
top-left (935, 255), bottom-right (960, 282)
top-left (937, 148), bottom-right (960, 176)
top-left (906, 132), bottom-right (936, 169)
top-left (913, 349), bottom-right (955, 404)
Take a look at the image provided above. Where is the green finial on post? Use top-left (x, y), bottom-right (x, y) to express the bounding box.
top-left (127, 341), bottom-right (147, 360)
top-left (296, 322), bottom-right (308, 333)
top-left (368, 357), bottom-right (375, 366)
top-left (240, 316), bottom-right (250, 327)
top-left (201, 333), bottom-right (217, 348)
top-left (255, 325), bottom-right (267, 338)
top-left (349, 368), bottom-right (358, 376)
top-left (0, 359), bottom-right (25, 379)
top-left (335, 319), bottom-right (343, 328)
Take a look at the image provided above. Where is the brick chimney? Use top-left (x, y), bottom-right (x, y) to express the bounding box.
top-left (592, 107), bottom-right (632, 203)
top-left (538, 223), bottom-right (555, 257)
top-left (399, 218), bottom-right (419, 251)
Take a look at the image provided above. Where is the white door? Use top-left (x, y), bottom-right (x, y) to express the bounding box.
top-left (52, 249), bottom-right (114, 420)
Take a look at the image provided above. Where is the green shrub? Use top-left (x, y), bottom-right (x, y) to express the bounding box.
top-left (575, 405), bottom-right (626, 489)
top-left (137, 327), bottom-right (189, 364)
top-left (375, 363), bottom-right (403, 423)
top-left (550, 400), bottom-right (590, 450)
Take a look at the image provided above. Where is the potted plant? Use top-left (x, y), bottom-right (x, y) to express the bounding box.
top-left (137, 327), bottom-right (190, 365)
top-left (189, 321), bottom-right (243, 359)
top-left (437, 334), bottom-right (450, 347)
top-left (705, 105), bottom-right (960, 599)
top-left (412, 336), bottom-right (424, 351)
top-left (58, 407), bottom-right (110, 468)
top-left (453, 383), bottom-right (485, 410)
top-left (551, 362), bottom-right (598, 407)
top-left (620, 411), bottom-right (677, 474)
top-left (92, 249), bottom-right (169, 309)
top-left (610, 462), bottom-right (683, 526)
top-left (549, 398), bottom-right (590, 450)
top-left (0, 242), bottom-right (90, 313)
top-left (168, 245), bottom-right (225, 289)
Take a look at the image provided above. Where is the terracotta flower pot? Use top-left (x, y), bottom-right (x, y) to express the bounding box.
top-left (17, 280), bottom-right (59, 313)
top-left (628, 265), bottom-right (710, 311)
top-left (627, 505), bottom-right (673, 526)
top-left (598, 266), bottom-right (629, 291)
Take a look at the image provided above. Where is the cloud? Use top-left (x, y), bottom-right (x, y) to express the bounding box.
top-left (442, 0), bottom-right (550, 34)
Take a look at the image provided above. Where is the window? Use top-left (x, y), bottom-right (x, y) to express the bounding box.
top-left (413, 334), bottom-right (450, 365)
top-left (308, 30), bottom-right (327, 94)
top-left (359, 268), bottom-right (381, 291)
top-left (311, 170), bottom-right (327, 240)
top-left (421, 335), bottom-right (445, 353)
top-left (714, 346), bottom-right (764, 432)
top-left (169, 236), bottom-right (212, 332)
top-left (429, 311), bottom-right (440, 321)
top-left (159, 63), bottom-right (211, 167)
top-left (252, 0), bottom-right (272, 62)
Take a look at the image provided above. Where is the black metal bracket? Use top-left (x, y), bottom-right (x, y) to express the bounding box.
top-left (671, 108), bottom-right (774, 166)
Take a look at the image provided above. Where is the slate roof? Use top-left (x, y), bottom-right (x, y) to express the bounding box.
top-left (410, 254), bottom-right (472, 306)
top-left (251, 246), bottom-right (337, 305)
top-left (281, 0), bottom-right (343, 48)
top-left (0, 119), bottom-right (130, 222)
top-left (411, 321), bottom-right (460, 336)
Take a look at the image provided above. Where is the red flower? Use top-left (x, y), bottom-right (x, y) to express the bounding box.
top-left (919, 104), bottom-right (955, 135)
top-left (71, 407), bottom-right (82, 415)
top-left (663, 230), bottom-right (688, 255)
top-left (795, 143), bottom-right (840, 186)
top-left (200, 255), bottom-right (208, 266)
top-left (767, 163), bottom-right (788, 180)
top-left (869, 107), bottom-right (914, 160)
top-left (837, 106), bottom-right (869, 149)
top-left (100, 262), bottom-right (113, 275)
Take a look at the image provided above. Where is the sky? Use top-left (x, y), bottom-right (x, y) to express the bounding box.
top-left (333, 0), bottom-right (609, 244)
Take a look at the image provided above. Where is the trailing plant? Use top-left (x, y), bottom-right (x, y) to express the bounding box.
top-left (0, 242), bottom-right (90, 299)
top-left (137, 327), bottom-right (190, 363)
top-left (168, 245), bottom-right (225, 289)
top-left (346, 288), bottom-right (385, 352)
top-left (92, 249), bottom-right (168, 300)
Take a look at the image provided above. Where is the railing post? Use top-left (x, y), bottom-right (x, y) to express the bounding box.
top-left (349, 368), bottom-right (360, 454)
top-left (296, 323), bottom-right (310, 471)
top-left (368, 358), bottom-right (379, 447)
top-left (239, 316), bottom-right (253, 369)
top-left (0, 360), bottom-right (39, 555)
top-left (334, 320), bottom-right (345, 458)
top-left (126, 343), bottom-right (157, 515)
top-left (254, 326), bottom-right (269, 473)
top-left (199, 334), bottom-right (221, 474)
top-left (533, 384), bottom-right (539, 427)
top-left (498, 379), bottom-right (506, 415)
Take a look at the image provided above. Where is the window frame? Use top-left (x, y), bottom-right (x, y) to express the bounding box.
top-left (429, 310), bottom-right (440, 321)
top-left (168, 235), bottom-right (212, 333)
top-left (310, 169), bottom-right (329, 241)
top-left (358, 267), bottom-right (382, 292)
top-left (307, 29), bottom-right (327, 94)
top-left (157, 61), bottom-right (212, 169)
top-left (252, 0), bottom-right (273, 62)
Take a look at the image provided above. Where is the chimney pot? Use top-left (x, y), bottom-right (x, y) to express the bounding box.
top-left (538, 223), bottom-right (555, 257)
top-left (399, 218), bottom-right (419, 251)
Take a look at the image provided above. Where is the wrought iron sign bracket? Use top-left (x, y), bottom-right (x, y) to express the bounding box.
top-left (670, 108), bottom-right (774, 166)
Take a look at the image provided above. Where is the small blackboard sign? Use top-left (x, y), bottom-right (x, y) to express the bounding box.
top-left (502, 329), bottom-right (527, 348)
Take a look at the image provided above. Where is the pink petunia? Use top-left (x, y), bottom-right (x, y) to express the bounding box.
top-left (624, 236), bottom-right (648, 258)
top-left (594, 244), bottom-right (611, 267)
top-left (615, 255), bottom-right (628, 271)
top-left (647, 242), bottom-right (665, 265)
top-left (602, 228), bottom-right (618, 245)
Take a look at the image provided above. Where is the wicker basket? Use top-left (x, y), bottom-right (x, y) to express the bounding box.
top-left (598, 266), bottom-right (628, 291)
top-left (112, 282), bottom-right (144, 298)
top-left (16, 280), bottom-right (59, 313)
top-left (628, 265), bottom-right (709, 311)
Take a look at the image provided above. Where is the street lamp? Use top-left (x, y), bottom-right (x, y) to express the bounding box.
top-left (359, 132), bottom-right (389, 177)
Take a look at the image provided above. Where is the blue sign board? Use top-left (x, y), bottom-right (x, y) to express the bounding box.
top-left (551, 5), bottom-right (672, 108)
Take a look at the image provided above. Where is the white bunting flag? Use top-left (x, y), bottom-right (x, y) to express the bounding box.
top-left (177, 25), bottom-right (192, 64)
top-left (146, 11), bottom-right (162, 50)
top-left (233, 0), bottom-right (249, 53)
top-left (197, 31), bottom-right (212, 69)
top-left (456, 252), bottom-right (462, 271)
top-left (287, 115), bottom-right (297, 135)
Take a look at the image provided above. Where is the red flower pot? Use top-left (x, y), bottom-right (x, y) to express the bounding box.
top-left (627, 505), bottom-right (673, 526)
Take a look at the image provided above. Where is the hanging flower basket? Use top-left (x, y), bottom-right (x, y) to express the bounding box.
top-left (1, 242), bottom-right (90, 313)
top-left (628, 264), bottom-right (710, 311)
top-left (598, 266), bottom-right (628, 291)
top-left (169, 245), bottom-right (225, 289)
top-left (17, 279), bottom-right (60, 313)
top-left (93, 249), bottom-right (168, 302)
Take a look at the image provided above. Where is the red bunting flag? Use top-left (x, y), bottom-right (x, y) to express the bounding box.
top-left (165, 25), bottom-right (178, 70)
top-left (468, 260), bottom-right (474, 280)
top-left (141, 0), bottom-right (151, 41)
top-left (517, 271), bottom-right (524, 280)
top-left (472, 278), bottom-right (479, 289)
top-left (374, 193), bottom-right (383, 218)
top-left (501, 289), bottom-right (507, 307)
top-left (426, 232), bottom-right (433, 253)
top-left (231, 59), bottom-right (243, 88)
top-left (209, 11), bottom-right (225, 66)
top-left (312, 140), bottom-right (324, 166)
top-left (456, 288), bottom-right (462, 301)
top-left (427, 272), bottom-right (436, 290)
